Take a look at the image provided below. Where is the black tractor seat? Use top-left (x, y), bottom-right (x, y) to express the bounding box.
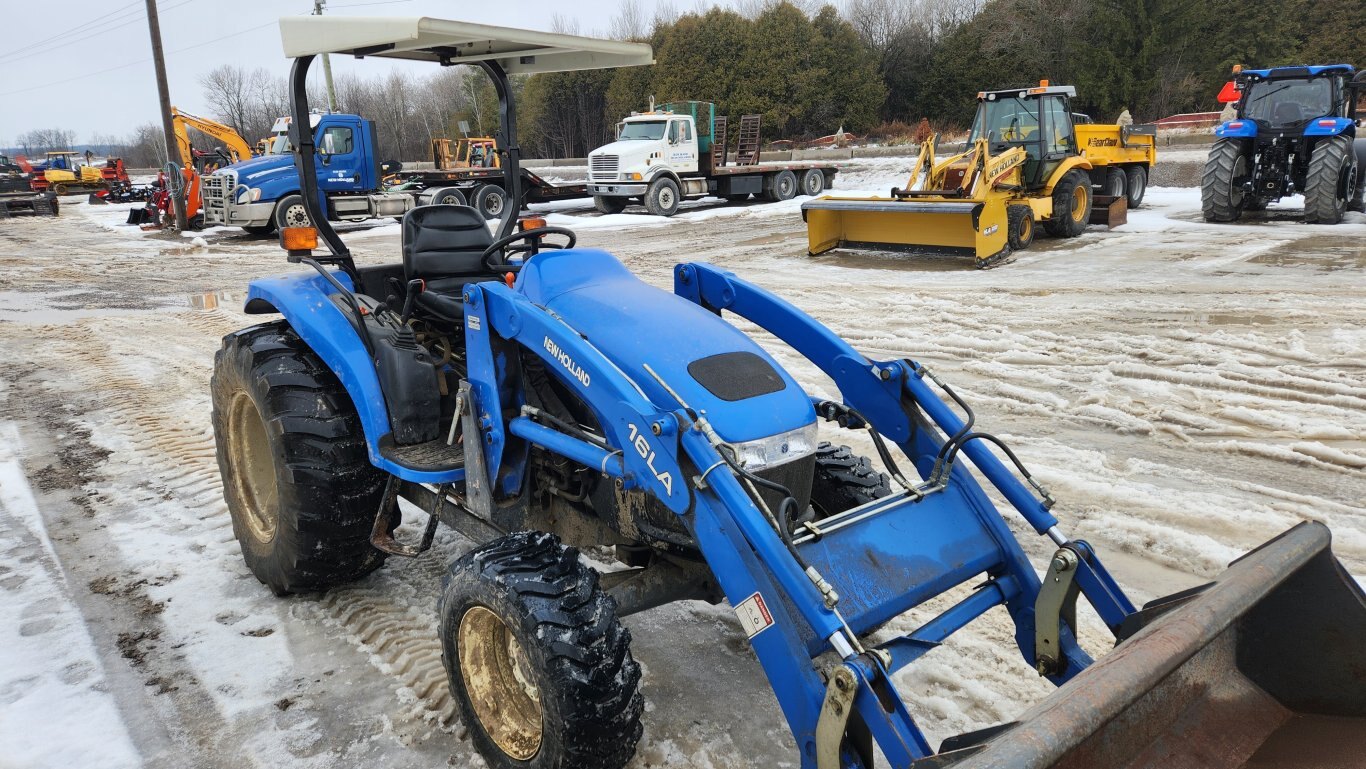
top-left (401, 204), bottom-right (503, 323)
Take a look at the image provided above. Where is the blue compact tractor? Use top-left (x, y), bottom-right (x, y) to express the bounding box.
top-left (1204, 64), bottom-right (1366, 222)
top-left (212, 16), bottom-right (1366, 769)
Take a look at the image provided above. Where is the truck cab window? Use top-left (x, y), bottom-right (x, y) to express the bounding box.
top-left (668, 121), bottom-right (681, 143)
top-left (320, 126), bottom-right (354, 155)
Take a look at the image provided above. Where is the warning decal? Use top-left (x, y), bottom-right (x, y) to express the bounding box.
top-left (734, 592), bottom-right (775, 638)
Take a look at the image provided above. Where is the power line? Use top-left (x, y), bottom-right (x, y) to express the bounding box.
top-left (0, 1), bottom-right (145, 64)
top-left (0, 0), bottom-right (199, 67)
top-left (0, 18), bottom-right (277, 98)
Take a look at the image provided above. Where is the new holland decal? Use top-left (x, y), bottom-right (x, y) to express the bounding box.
top-left (543, 336), bottom-right (590, 387)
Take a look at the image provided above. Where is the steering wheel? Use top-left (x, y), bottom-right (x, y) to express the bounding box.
top-left (481, 226), bottom-right (577, 272)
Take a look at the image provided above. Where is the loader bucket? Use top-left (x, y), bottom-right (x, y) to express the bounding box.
top-left (927, 522), bottom-right (1366, 769)
top-left (802, 196), bottom-right (1009, 265)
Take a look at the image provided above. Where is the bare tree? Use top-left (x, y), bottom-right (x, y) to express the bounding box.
top-left (610, 0), bottom-right (650, 40)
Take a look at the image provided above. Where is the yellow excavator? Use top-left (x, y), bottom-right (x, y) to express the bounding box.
top-left (163, 108), bottom-right (257, 227)
top-left (172, 107), bottom-right (254, 172)
top-left (803, 82), bottom-right (1156, 267)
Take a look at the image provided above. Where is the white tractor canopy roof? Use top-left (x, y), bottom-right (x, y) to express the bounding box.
top-left (278, 16), bottom-right (654, 74)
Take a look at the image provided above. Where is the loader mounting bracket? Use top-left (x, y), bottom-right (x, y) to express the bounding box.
top-left (1034, 545), bottom-right (1082, 676)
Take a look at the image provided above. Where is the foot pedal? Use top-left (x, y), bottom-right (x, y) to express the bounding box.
top-left (370, 476), bottom-right (441, 557)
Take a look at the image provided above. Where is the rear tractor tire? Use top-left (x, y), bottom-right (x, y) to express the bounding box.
top-left (1304, 135), bottom-right (1356, 225)
top-left (440, 531), bottom-right (643, 769)
top-left (1043, 169), bottom-right (1091, 238)
top-left (809, 443), bottom-right (892, 519)
top-left (211, 321), bottom-right (388, 595)
top-left (1201, 139), bottom-right (1248, 222)
top-left (1007, 205), bottom-right (1035, 252)
top-left (593, 194), bottom-right (628, 214)
top-left (644, 176), bottom-right (681, 217)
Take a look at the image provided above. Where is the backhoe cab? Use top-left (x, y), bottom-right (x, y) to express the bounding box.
top-left (803, 83), bottom-right (1153, 267)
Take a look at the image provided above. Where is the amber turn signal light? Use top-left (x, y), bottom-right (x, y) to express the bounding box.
top-left (280, 227), bottom-right (318, 253)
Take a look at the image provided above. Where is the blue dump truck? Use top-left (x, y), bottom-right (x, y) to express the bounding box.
top-left (202, 112), bottom-right (587, 233)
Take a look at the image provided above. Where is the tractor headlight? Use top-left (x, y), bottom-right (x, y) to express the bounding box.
top-left (731, 422), bottom-right (818, 470)
top-left (627, 172), bottom-right (643, 180)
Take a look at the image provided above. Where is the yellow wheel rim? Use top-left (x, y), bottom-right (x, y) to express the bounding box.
top-left (1071, 185), bottom-right (1088, 221)
top-left (1020, 215), bottom-right (1032, 242)
top-left (459, 606), bottom-right (543, 760)
top-left (225, 393), bottom-right (278, 543)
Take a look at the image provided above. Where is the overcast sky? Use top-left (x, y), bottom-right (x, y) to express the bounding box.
top-left (0, 0), bottom-right (713, 144)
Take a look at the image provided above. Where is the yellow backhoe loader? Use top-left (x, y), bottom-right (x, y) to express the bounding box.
top-left (803, 83), bottom-right (1156, 267)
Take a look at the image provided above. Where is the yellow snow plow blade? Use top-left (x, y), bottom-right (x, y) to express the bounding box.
top-left (803, 196), bottom-right (1010, 264)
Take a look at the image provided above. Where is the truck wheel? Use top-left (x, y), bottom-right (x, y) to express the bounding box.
top-left (644, 176), bottom-right (680, 216)
top-left (1201, 139), bottom-right (1247, 222)
top-left (593, 195), bottom-right (627, 214)
top-left (243, 223), bottom-right (277, 236)
top-left (440, 531), bottom-right (643, 769)
top-left (1007, 205), bottom-right (1035, 251)
top-left (274, 194), bottom-right (312, 229)
top-left (1043, 169), bottom-right (1090, 238)
top-left (1101, 167), bottom-right (1126, 199)
top-left (431, 187), bottom-right (467, 207)
top-left (1304, 135), bottom-right (1355, 225)
top-left (211, 321), bottom-right (388, 595)
top-left (809, 443), bottom-right (891, 518)
top-left (472, 184), bottom-right (509, 220)
top-left (1124, 166), bottom-right (1147, 208)
top-left (800, 168), bottom-right (825, 196)
top-left (764, 170), bottom-right (798, 202)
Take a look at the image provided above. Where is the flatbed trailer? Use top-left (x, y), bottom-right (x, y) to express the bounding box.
top-left (396, 166), bottom-right (589, 218)
top-left (588, 103), bottom-right (840, 216)
top-left (0, 190), bottom-right (59, 217)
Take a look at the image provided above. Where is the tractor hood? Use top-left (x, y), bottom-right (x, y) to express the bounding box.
top-left (518, 248), bottom-right (816, 445)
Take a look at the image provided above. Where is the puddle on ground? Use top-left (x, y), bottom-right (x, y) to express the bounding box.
top-left (1248, 236), bottom-right (1366, 271)
top-left (1164, 311), bottom-right (1283, 326)
top-left (1166, 209), bottom-right (1306, 225)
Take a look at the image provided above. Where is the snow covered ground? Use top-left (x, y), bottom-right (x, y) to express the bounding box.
top-left (1, 154), bottom-right (1363, 768)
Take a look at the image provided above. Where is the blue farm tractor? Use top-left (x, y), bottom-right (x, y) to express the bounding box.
top-left (1204, 64), bottom-right (1366, 222)
top-left (211, 16), bottom-right (1366, 769)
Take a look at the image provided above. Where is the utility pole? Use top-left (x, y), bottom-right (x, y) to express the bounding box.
top-left (314, 0), bottom-right (338, 112)
top-left (144, 0), bottom-right (187, 230)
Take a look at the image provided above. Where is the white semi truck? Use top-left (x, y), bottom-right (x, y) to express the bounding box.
top-left (587, 100), bottom-right (839, 216)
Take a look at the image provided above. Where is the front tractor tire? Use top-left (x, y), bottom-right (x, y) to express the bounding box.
top-left (1202, 139), bottom-right (1248, 222)
top-left (810, 443), bottom-right (892, 518)
top-left (211, 322), bottom-right (387, 595)
top-left (440, 531), bottom-right (643, 769)
top-left (1304, 135), bottom-right (1357, 225)
top-left (1043, 169), bottom-right (1091, 238)
top-left (1007, 205), bottom-right (1035, 252)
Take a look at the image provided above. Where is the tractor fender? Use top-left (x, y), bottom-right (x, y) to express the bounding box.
top-left (1303, 117), bottom-right (1355, 138)
top-left (1215, 120), bottom-right (1258, 139)
top-left (1042, 157), bottom-right (1094, 195)
top-left (646, 166), bottom-right (682, 187)
top-left (240, 270), bottom-right (453, 482)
